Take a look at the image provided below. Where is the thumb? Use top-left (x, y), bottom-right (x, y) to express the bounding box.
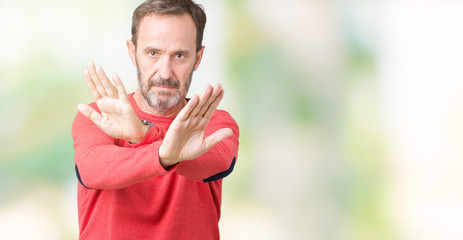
top-left (204, 128), bottom-right (233, 152)
top-left (77, 103), bottom-right (102, 127)
top-left (77, 103), bottom-right (91, 117)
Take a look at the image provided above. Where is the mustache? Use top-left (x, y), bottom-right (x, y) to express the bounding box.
top-left (148, 77), bottom-right (180, 88)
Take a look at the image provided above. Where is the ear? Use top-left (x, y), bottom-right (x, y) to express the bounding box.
top-left (127, 40), bottom-right (137, 66)
top-left (193, 46), bottom-right (205, 71)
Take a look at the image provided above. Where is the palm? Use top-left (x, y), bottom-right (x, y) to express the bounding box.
top-left (77, 61), bottom-right (146, 142)
top-left (95, 97), bottom-right (141, 140)
top-left (159, 84), bottom-right (233, 166)
top-left (164, 118), bottom-right (208, 160)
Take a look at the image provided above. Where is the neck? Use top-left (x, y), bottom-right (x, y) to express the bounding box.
top-left (134, 88), bottom-right (187, 118)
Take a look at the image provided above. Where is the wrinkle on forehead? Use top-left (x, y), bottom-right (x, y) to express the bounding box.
top-left (137, 13), bottom-right (197, 53)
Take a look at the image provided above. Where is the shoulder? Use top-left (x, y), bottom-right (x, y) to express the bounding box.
top-left (88, 102), bottom-right (100, 112)
top-left (209, 109), bottom-right (239, 134)
top-left (211, 109), bottom-right (236, 123)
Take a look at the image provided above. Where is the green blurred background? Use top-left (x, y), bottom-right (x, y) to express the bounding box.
top-left (1, 0), bottom-right (463, 239)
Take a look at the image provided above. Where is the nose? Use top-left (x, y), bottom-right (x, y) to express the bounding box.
top-left (157, 56), bottom-right (173, 80)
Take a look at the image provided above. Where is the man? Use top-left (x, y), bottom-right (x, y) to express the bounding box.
top-left (72, 0), bottom-right (239, 239)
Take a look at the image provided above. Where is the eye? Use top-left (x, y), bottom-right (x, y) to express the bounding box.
top-left (175, 53), bottom-right (185, 59)
top-left (148, 51), bottom-right (158, 57)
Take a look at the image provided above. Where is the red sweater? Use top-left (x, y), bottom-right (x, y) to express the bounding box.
top-left (72, 93), bottom-right (239, 240)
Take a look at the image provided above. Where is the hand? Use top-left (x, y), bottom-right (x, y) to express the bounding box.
top-left (158, 84), bottom-right (233, 167)
top-left (77, 61), bottom-right (148, 143)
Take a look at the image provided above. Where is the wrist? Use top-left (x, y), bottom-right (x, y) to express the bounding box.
top-left (159, 155), bottom-right (179, 169)
top-left (158, 145), bottom-right (180, 168)
top-left (128, 122), bottom-right (149, 144)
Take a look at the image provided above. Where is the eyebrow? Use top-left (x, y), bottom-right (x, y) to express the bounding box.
top-left (143, 47), bottom-right (191, 55)
top-left (143, 47), bottom-right (161, 53)
top-left (175, 50), bottom-right (191, 56)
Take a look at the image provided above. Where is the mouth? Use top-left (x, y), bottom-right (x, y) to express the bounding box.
top-left (153, 85), bottom-right (177, 90)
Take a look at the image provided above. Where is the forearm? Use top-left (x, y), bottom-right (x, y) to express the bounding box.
top-left (174, 115), bottom-right (239, 182)
top-left (73, 111), bottom-right (171, 190)
top-left (175, 140), bottom-right (238, 182)
top-left (74, 141), bottom-right (173, 189)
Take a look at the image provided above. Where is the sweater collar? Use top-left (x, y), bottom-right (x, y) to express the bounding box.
top-left (128, 93), bottom-right (176, 126)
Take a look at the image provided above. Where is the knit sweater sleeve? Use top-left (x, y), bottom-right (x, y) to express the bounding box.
top-left (174, 110), bottom-right (239, 182)
top-left (72, 103), bottom-right (174, 190)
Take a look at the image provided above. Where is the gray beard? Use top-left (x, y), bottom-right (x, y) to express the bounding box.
top-left (137, 67), bottom-right (193, 113)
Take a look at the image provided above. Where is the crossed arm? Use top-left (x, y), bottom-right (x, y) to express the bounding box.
top-left (74, 61), bottom-right (235, 184)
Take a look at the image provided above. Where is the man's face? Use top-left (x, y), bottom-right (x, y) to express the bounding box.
top-left (129, 13), bottom-right (203, 113)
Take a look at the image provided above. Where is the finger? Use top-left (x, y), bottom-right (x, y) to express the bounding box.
top-left (204, 128), bottom-right (233, 152)
top-left (87, 61), bottom-right (107, 97)
top-left (84, 68), bottom-right (102, 100)
top-left (203, 88), bottom-right (224, 120)
top-left (198, 83), bottom-right (222, 117)
top-left (96, 66), bottom-right (117, 98)
top-left (189, 84), bottom-right (213, 118)
top-left (177, 94), bottom-right (199, 122)
top-left (112, 73), bottom-right (130, 102)
top-left (77, 103), bottom-right (102, 128)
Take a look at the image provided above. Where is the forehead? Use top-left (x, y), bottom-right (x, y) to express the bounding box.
top-left (137, 13), bottom-right (197, 51)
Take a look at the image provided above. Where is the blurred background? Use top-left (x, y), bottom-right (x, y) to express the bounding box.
top-left (1, 0), bottom-right (463, 239)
